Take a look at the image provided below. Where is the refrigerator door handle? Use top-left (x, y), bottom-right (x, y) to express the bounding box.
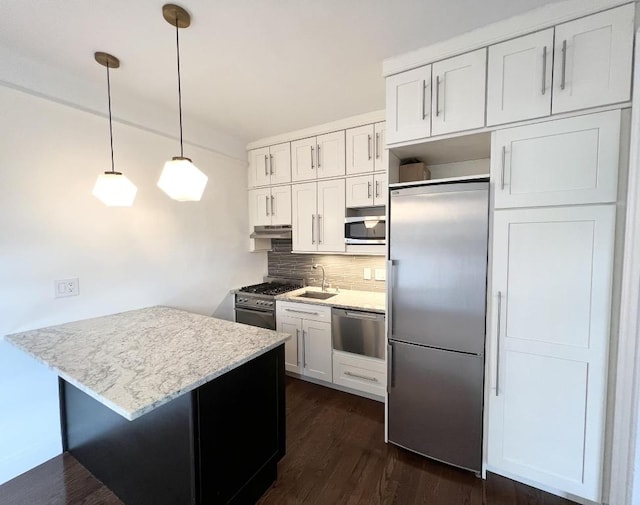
top-left (387, 260), bottom-right (396, 338)
top-left (387, 342), bottom-right (394, 392)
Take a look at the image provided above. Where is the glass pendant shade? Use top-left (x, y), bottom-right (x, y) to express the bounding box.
top-left (157, 156), bottom-right (208, 202)
top-left (92, 171), bottom-right (138, 207)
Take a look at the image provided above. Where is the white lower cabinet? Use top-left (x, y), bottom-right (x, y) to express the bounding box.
top-left (332, 350), bottom-right (386, 397)
top-left (487, 205), bottom-right (616, 502)
top-left (276, 302), bottom-right (332, 381)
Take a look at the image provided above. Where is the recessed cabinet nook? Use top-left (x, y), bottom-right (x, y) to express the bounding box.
top-left (382, 1), bottom-right (634, 504)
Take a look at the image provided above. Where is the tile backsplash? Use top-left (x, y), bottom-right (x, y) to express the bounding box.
top-left (268, 240), bottom-right (386, 292)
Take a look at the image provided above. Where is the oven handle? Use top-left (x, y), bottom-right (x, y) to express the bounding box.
top-left (235, 306), bottom-right (273, 315)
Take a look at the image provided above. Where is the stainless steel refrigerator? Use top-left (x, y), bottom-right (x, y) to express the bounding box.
top-left (387, 180), bottom-right (489, 473)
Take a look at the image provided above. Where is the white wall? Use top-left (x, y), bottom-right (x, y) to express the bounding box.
top-left (0, 85), bottom-right (266, 484)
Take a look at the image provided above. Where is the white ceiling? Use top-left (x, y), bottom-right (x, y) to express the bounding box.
top-left (0, 0), bottom-right (562, 144)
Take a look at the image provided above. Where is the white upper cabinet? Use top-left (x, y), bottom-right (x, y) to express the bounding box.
top-left (291, 132), bottom-right (345, 182)
top-left (386, 65), bottom-right (432, 144)
top-left (346, 123), bottom-right (387, 175)
top-left (317, 179), bottom-right (346, 252)
top-left (432, 49), bottom-right (487, 136)
top-left (248, 186), bottom-right (292, 227)
top-left (487, 29), bottom-right (554, 126)
top-left (492, 110), bottom-right (620, 208)
top-left (248, 143), bottom-right (291, 188)
top-left (346, 173), bottom-right (387, 208)
top-left (270, 185), bottom-right (292, 226)
top-left (553, 4), bottom-right (634, 114)
top-left (291, 182), bottom-right (317, 252)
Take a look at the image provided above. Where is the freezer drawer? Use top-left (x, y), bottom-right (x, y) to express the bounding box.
top-left (387, 340), bottom-right (484, 472)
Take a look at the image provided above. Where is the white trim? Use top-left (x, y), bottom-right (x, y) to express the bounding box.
top-left (246, 110), bottom-right (385, 150)
top-left (609, 29), bottom-right (640, 505)
top-left (382, 0), bottom-right (632, 77)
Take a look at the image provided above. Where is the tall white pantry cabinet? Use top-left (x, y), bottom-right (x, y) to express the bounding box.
top-left (383, 2), bottom-right (634, 503)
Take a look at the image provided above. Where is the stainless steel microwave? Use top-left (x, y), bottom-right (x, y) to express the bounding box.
top-left (344, 216), bottom-right (386, 244)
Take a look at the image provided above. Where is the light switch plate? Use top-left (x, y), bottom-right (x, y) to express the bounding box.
top-left (363, 268), bottom-right (372, 280)
top-left (375, 268), bottom-right (386, 281)
top-left (55, 278), bottom-right (79, 298)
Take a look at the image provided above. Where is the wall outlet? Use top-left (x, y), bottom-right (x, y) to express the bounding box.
top-left (55, 278), bottom-right (79, 298)
top-left (375, 268), bottom-right (386, 281)
top-left (363, 268), bottom-right (372, 280)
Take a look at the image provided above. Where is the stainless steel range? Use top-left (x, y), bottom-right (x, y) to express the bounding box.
top-left (234, 278), bottom-right (303, 330)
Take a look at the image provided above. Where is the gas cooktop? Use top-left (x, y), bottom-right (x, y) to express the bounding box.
top-left (238, 281), bottom-right (302, 296)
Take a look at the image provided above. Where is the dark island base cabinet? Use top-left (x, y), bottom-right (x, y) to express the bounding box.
top-left (60, 345), bottom-right (286, 505)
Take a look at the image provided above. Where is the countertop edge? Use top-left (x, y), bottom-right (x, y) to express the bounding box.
top-left (275, 288), bottom-right (386, 314)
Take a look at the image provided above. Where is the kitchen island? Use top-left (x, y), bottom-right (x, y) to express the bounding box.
top-left (6, 306), bottom-right (290, 505)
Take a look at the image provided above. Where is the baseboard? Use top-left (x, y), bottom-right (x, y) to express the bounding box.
top-left (285, 372), bottom-right (385, 403)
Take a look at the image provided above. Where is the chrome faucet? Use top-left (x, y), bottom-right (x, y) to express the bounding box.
top-left (312, 264), bottom-right (328, 292)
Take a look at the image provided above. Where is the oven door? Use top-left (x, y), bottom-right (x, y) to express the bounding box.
top-left (234, 307), bottom-right (276, 330)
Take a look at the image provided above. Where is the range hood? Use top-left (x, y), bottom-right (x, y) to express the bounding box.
top-left (250, 225), bottom-right (292, 239)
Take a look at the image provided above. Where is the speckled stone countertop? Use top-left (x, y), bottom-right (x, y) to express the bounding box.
top-left (277, 287), bottom-right (386, 313)
top-left (5, 306), bottom-right (290, 421)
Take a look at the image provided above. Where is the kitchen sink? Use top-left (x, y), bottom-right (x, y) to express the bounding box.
top-left (296, 291), bottom-right (337, 300)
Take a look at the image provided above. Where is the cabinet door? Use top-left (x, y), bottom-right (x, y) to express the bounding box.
top-left (346, 175), bottom-right (374, 208)
top-left (487, 29), bottom-right (553, 126)
top-left (248, 147), bottom-right (270, 188)
top-left (487, 205), bottom-right (615, 502)
top-left (269, 143), bottom-right (291, 185)
top-left (346, 125), bottom-right (375, 175)
top-left (291, 137), bottom-right (316, 182)
top-left (373, 122), bottom-right (387, 172)
top-left (553, 4), bottom-right (634, 114)
top-left (386, 65), bottom-right (432, 144)
top-left (373, 173), bottom-right (388, 206)
top-left (302, 320), bottom-right (332, 382)
top-left (317, 131), bottom-right (346, 179)
top-left (432, 49), bottom-right (486, 136)
top-left (492, 110), bottom-right (620, 208)
top-left (248, 187), bottom-right (271, 227)
top-left (317, 179), bottom-right (346, 252)
top-left (270, 185), bottom-right (292, 226)
top-left (277, 315), bottom-right (302, 374)
top-left (291, 182), bottom-right (317, 252)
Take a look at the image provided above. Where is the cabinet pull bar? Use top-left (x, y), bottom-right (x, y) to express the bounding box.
top-left (311, 215), bottom-right (316, 244)
top-left (317, 145), bottom-right (321, 168)
top-left (311, 146), bottom-right (315, 169)
top-left (435, 75), bottom-right (440, 117)
top-left (271, 195), bottom-right (275, 216)
top-left (368, 135), bottom-right (372, 160)
top-left (500, 146), bottom-right (506, 191)
top-left (270, 154), bottom-right (274, 175)
top-left (421, 80), bottom-right (427, 119)
top-left (368, 181), bottom-right (372, 199)
top-left (285, 308), bottom-right (319, 316)
top-left (302, 329), bottom-right (307, 368)
top-left (375, 132), bottom-right (380, 159)
top-left (560, 40), bottom-right (567, 90)
top-left (296, 328), bottom-right (301, 367)
top-left (375, 180), bottom-right (380, 198)
top-left (264, 154), bottom-right (269, 176)
top-left (318, 214), bottom-right (322, 244)
top-left (542, 46), bottom-right (547, 95)
top-left (344, 371), bottom-right (378, 383)
top-left (387, 343), bottom-right (394, 392)
top-left (265, 195), bottom-right (270, 216)
top-left (496, 291), bottom-right (502, 396)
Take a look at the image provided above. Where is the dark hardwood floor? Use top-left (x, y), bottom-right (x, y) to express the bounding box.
top-left (0, 377), bottom-right (575, 505)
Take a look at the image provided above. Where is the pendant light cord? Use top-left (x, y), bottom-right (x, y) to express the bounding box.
top-left (106, 62), bottom-right (116, 173)
top-left (175, 17), bottom-right (184, 158)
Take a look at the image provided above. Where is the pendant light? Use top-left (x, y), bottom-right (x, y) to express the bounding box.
top-left (157, 4), bottom-right (208, 202)
top-left (92, 52), bottom-right (137, 207)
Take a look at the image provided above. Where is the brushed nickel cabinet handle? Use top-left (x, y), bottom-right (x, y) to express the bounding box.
top-left (500, 146), bottom-right (506, 191)
top-left (270, 154), bottom-right (274, 175)
top-left (496, 291), bottom-right (502, 396)
top-left (318, 214), bottom-right (322, 244)
top-left (265, 195), bottom-right (270, 216)
top-left (435, 75), bottom-right (441, 117)
top-left (311, 146), bottom-right (315, 169)
top-left (345, 371), bottom-right (378, 383)
top-left (560, 39), bottom-right (567, 90)
top-left (375, 132), bottom-right (380, 159)
top-left (285, 308), bottom-right (319, 316)
top-left (368, 181), bottom-right (372, 199)
top-left (422, 79), bottom-right (427, 119)
top-left (302, 329), bottom-right (307, 368)
top-left (542, 46), bottom-right (547, 95)
top-left (311, 215), bottom-right (316, 244)
top-left (296, 328), bottom-right (301, 367)
top-left (271, 195), bottom-right (275, 216)
top-left (368, 135), bottom-right (372, 160)
top-left (375, 180), bottom-right (380, 198)
top-left (317, 145), bottom-right (321, 168)
top-left (264, 154), bottom-right (269, 176)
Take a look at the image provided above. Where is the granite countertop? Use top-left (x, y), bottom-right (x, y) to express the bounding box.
top-left (5, 306), bottom-right (290, 421)
top-left (277, 287), bottom-right (386, 314)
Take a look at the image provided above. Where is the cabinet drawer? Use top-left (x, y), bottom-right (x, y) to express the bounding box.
top-left (492, 110), bottom-right (620, 208)
top-left (276, 301), bottom-right (331, 323)
top-left (333, 350), bottom-right (386, 397)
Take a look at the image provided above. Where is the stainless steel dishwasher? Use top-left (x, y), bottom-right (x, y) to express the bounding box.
top-left (331, 308), bottom-right (385, 359)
